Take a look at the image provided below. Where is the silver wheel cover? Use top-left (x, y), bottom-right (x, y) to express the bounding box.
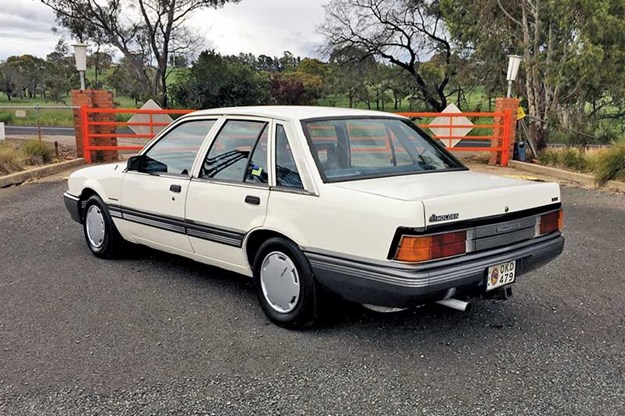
top-left (85, 205), bottom-right (106, 248)
top-left (260, 251), bottom-right (301, 314)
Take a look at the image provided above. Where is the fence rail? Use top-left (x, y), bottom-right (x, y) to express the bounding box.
top-left (398, 111), bottom-right (513, 166)
top-left (79, 107), bottom-right (514, 166)
top-left (0, 105), bottom-right (77, 146)
top-left (81, 107), bottom-right (193, 163)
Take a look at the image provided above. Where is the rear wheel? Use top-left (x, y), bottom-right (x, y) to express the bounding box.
top-left (253, 237), bottom-right (318, 329)
top-left (83, 195), bottom-right (123, 258)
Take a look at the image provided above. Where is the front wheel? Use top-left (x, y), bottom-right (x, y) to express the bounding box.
top-left (83, 195), bottom-right (123, 258)
top-left (253, 237), bottom-right (318, 329)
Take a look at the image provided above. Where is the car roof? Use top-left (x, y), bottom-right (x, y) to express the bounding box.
top-left (188, 106), bottom-right (406, 122)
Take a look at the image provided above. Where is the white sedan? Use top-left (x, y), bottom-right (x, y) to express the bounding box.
top-left (64, 106), bottom-right (564, 328)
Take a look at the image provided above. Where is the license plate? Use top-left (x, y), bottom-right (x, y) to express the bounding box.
top-left (486, 261), bottom-right (516, 291)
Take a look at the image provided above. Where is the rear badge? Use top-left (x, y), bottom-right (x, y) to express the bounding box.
top-left (496, 222), bottom-right (520, 233)
top-left (505, 206), bottom-right (510, 213)
top-left (429, 213), bottom-right (459, 223)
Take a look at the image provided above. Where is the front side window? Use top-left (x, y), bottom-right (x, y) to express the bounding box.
top-left (201, 120), bottom-right (268, 182)
top-left (275, 124), bottom-right (303, 189)
top-left (303, 118), bottom-right (465, 182)
top-left (142, 119), bottom-right (216, 175)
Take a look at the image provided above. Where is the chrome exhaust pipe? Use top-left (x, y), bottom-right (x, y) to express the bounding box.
top-left (435, 298), bottom-right (469, 312)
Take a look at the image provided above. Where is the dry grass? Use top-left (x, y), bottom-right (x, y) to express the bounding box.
top-left (457, 152), bottom-right (491, 164)
top-left (0, 142), bottom-right (25, 175)
top-left (594, 142), bottom-right (625, 184)
top-left (539, 144), bottom-right (625, 185)
top-left (0, 140), bottom-right (58, 176)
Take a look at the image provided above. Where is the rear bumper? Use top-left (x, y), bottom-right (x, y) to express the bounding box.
top-left (63, 192), bottom-right (82, 224)
top-left (306, 234), bottom-right (564, 308)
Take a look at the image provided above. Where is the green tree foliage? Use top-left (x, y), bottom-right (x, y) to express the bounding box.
top-left (0, 41), bottom-right (79, 102)
top-left (107, 57), bottom-right (154, 105)
top-left (328, 47), bottom-right (377, 108)
top-left (171, 51), bottom-right (271, 109)
top-left (1, 55), bottom-right (47, 99)
top-left (44, 42), bottom-right (80, 102)
top-left (442, 0), bottom-right (625, 148)
top-left (42, 0), bottom-right (241, 108)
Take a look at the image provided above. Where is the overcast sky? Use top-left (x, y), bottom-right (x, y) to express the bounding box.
top-left (0, 0), bottom-right (330, 60)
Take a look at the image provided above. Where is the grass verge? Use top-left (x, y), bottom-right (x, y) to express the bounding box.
top-left (0, 140), bottom-right (60, 176)
top-left (539, 142), bottom-right (625, 185)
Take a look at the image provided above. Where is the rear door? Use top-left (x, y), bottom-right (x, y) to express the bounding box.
top-left (185, 118), bottom-right (272, 273)
top-left (119, 118), bottom-right (217, 254)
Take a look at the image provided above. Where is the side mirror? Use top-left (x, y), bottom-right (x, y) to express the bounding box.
top-left (126, 155), bottom-right (144, 172)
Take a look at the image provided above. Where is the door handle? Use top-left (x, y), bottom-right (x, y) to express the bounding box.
top-left (245, 195), bottom-right (261, 205)
top-left (170, 184), bottom-right (182, 193)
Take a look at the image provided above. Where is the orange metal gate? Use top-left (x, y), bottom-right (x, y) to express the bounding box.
top-left (397, 110), bottom-right (514, 167)
top-left (80, 107), bottom-right (193, 163)
top-left (80, 107), bottom-right (514, 167)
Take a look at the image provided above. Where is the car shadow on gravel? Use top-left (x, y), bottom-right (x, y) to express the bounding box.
top-left (112, 242), bottom-right (522, 336)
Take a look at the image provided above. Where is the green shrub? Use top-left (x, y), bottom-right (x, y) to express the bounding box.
top-left (0, 112), bottom-right (13, 124)
top-left (539, 148), bottom-right (562, 167)
top-left (594, 142), bottom-right (625, 185)
top-left (540, 147), bottom-right (592, 173)
top-left (0, 142), bottom-right (25, 175)
top-left (560, 148), bottom-right (590, 172)
top-left (21, 140), bottom-right (55, 164)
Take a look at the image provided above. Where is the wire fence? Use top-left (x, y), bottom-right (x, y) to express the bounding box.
top-left (0, 106), bottom-right (77, 149)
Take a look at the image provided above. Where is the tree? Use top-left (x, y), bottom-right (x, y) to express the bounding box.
top-left (0, 63), bottom-right (13, 101)
top-left (171, 51), bottom-right (270, 109)
top-left (45, 42), bottom-right (80, 102)
top-left (321, 0), bottom-right (455, 111)
top-left (107, 58), bottom-right (154, 105)
top-left (329, 46), bottom-right (377, 108)
top-left (270, 72), bottom-right (325, 105)
top-left (256, 55), bottom-right (281, 72)
top-left (270, 74), bottom-right (309, 105)
top-left (42, 0), bottom-right (240, 107)
top-left (1, 55), bottom-right (47, 99)
top-left (442, 0), bottom-right (625, 148)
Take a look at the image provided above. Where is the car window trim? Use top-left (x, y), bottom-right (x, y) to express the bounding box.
top-left (125, 170), bottom-right (192, 180)
top-left (243, 123), bottom-right (270, 185)
top-left (198, 117), bottom-right (272, 184)
top-left (190, 176), bottom-right (270, 191)
top-left (270, 185), bottom-right (318, 197)
top-left (274, 122), bottom-right (306, 191)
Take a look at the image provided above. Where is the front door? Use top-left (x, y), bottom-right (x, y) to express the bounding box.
top-left (185, 118), bottom-right (271, 273)
top-left (120, 118), bottom-right (217, 255)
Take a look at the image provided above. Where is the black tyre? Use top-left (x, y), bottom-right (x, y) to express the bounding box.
top-left (82, 195), bottom-right (124, 258)
top-left (253, 237), bottom-right (318, 329)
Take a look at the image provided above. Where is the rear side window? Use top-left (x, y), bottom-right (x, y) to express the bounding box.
top-left (142, 120), bottom-right (216, 175)
top-left (200, 120), bottom-right (268, 182)
top-left (245, 127), bottom-right (269, 184)
top-left (275, 124), bottom-right (303, 189)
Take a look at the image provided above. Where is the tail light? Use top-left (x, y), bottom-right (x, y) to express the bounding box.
top-left (395, 231), bottom-right (466, 263)
top-left (537, 210), bottom-right (563, 236)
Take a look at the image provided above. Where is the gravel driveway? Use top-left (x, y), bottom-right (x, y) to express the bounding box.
top-left (0, 180), bottom-right (623, 415)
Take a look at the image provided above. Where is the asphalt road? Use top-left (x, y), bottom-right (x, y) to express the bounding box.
top-left (0, 180), bottom-right (623, 415)
top-left (4, 126), bottom-right (76, 136)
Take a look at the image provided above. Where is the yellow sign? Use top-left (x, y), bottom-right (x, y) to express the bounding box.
top-left (517, 106), bottom-right (526, 120)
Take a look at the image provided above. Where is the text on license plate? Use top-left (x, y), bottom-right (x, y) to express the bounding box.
top-left (486, 261), bottom-right (516, 291)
